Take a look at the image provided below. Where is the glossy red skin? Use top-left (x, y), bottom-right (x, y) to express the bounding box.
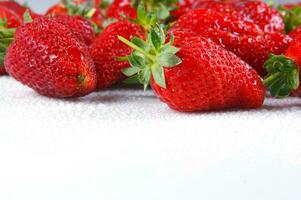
top-left (5, 17), bottom-right (97, 98)
top-left (151, 33), bottom-right (265, 112)
top-left (53, 15), bottom-right (96, 45)
top-left (170, 9), bottom-right (291, 77)
top-left (46, 0), bottom-right (103, 28)
top-left (172, 0), bottom-right (284, 33)
top-left (0, 1), bottom-right (41, 20)
top-left (0, 6), bottom-right (22, 75)
top-left (106, 0), bottom-right (137, 20)
top-left (289, 26), bottom-right (301, 40)
top-left (89, 21), bottom-right (144, 89)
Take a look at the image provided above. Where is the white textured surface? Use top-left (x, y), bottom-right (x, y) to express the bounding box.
top-left (1, 76), bottom-right (301, 200)
top-left (1, 0), bottom-right (301, 199)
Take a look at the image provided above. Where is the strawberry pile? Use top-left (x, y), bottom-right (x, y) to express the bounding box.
top-left (1, 0), bottom-right (301, 112)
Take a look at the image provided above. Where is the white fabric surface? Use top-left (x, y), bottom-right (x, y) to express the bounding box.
top-left (1, 76), bottom-right (301, 200)
top-left (1, 0), bottom-right (301, 199)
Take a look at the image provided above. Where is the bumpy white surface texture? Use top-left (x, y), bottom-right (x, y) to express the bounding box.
top-left (1, 0), bottom-right (301, 199)
top-left (1, 76), bottom-right (301, 200)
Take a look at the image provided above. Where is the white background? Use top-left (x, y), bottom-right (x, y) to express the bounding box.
top-left (0, 1), bottom-right (301, 200)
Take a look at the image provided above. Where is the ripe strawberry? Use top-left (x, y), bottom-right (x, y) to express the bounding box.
top-left (288, 25), bottom-right (301, 42)
top-left (106, 0), bottom-right (137, 20)
top-left (263, 37), bottom-right (301, 98)
top-left (46, 0), bottom-right (103, 28)
top-left (0, 1), bottom-right (41, 20)
top-left (4, 16), bottom-right (97, 98)
top-left (170, 9), bottom-right (291, 76)
top-left (173, 0), bottom-right (284, 33)
top-left (0, 6), bottom-right (22, 75)
top-left (89, 4), bottom-right (160, 89)
top-left (89, 20), bottom-right (144, 89)
top-left (118, 27), bottom-right (265, 112)
top-left (171, 0), bottom-right (194, 20)
top-left (53, 15), bottom-right (96, 45)
top-left (0, 6), bottom-right (21, 28)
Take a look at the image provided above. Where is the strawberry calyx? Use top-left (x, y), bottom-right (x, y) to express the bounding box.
top-left (131, 0), bottom-right (179, 21)
top-left (131, 3), bottom-right (159, 32)
top-left (59, 0), bottom-right (101, 33)
top-left (118, 25), bottom-right (181, 90)
top-left (278, 5), bottom-right (301, 33)
top-left (263, 54), bottom-right (299, 98)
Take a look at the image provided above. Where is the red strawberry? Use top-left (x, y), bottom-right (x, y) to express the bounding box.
top-left (0, 6), bottom-right (21, 28)
top-left (89, 20), bottom-right (144, 89)
top-left (118, 27), bottom-right (265, 112)
top-left (170, 9), bottom-right (291, 76)
top-left (173, 0), bottom-right (284, 33)
top-left (4, 16), bottom-right (97, 98)
top-left (263, 36), bottom-right (301, 98)
top-left (0, 1), bottom-right (41, 20)
top-left (53, 15), bottom-right (96, 45)
top-left (289, 25), bottom-right (301, 40)
top-left (46, 0), bottom-right (103, 28)
top-left (171, 0), bottom-right (194, 20)
top-left (106, 0), bottom-right (137, 20)
top-left (0, 6), bottom-right (22, 75)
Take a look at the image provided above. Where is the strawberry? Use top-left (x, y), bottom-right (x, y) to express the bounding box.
top-left (46, 0), bottom-right (103, 29)
top-left (170, 9), bottom-right (291, 77)
top-left (0, 6), bottom-right (22, 75)
top-left (89, 4), bottom-right (159, 89)
top-left (4, 16), bottom-right (97, 98)
top-left (0, 1), bottom-right (41, 20)
top-left (106, 0), bottom-right (137, 20)
top-left (89, 20), bottom-right (144, 89)
top-left (171, 0), bottom-right (194, 20)
top-left (53, 15), bottom-right (96, 45)
top-left (263, 37), bottom-right (301, 98)
top-left (118, 27), bottom-right (265, 112)
top-left (0, 6), bottom-right (21, 28)
top-left (173, 0), bottom-right (284, 33)
top-left (289, 25), bottom-right (301, 40)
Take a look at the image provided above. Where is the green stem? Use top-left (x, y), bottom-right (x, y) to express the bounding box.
top-left (263, 72), bottom-right (281, 86)
top-left (116, 56), bottom-right (129, 61)
top-left (118, 36), bottom-right (156, 62)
